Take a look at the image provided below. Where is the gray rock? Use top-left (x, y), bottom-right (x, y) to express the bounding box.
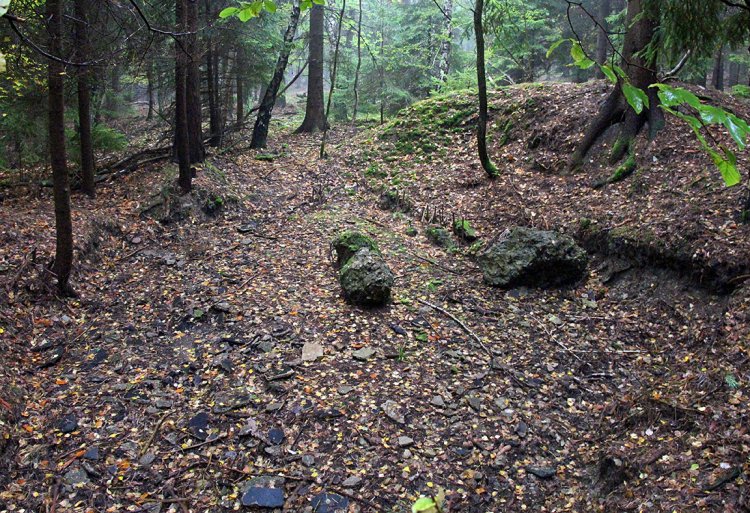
top-left (63, 468), bottom-right (90, 486)
top-left (382, 400), bottom-right (405, 424)
top-left (332, 232), bottom-right (380, 268)
top-left (352, 347), bottom-right (376, 361)
top-left (478, 226), bottom-right (588, 288)
top-left (302, 342), bottom-right (324, 362)
top-left (139, 452), bottom-right (156, 467)
top-left (398, 436), bottom-right (414, 447)
top-left (339, 248), bottom-right (394, 307)
top-left (425, 226), bottom-right (455, 249)
top-left (430, 396), bottom-right (446, 407)
top-left (59, 414), bottom-right (78, 434)
top-left (337, 386), bottom-right (354, 395)
top-left (241, 487), bottom-right (285, 508)
top-left (83, 447), bottom-right (99, 461)
top-left (526, 466), bottom-right (556, 479)
top-left (311, 493), bottom-right (349, 513)
top-left (467, 396), bottom-right (481, 412)
top-left (342, 476), bottom-right (362, 488)
top-left (301, 454), bottom-right (316, 467)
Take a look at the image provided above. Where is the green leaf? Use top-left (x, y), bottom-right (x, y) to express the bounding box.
top-left (412, 497), bottom-right (437, 513)
top-left (622, 82), bottom-right (649, 115)
top-left (570, 42), bottom-right (595, 69)
top-left (652, 84), bottom-right (701, 109)
top-left (218, 6), bottom-right (240, 18)
top-left (724, 114), bottom-right (748, 150)
top-left (697, 104), bottom-right (726, 125)
top-left (600, 65), bottom-right (617, 84)
top-left (0, 52), bottom-right (5, 74)
top-left (0, 0), bottom-right (9, 18)
top-left (264, 0), bottom-right (277, 13)
top-left (612, 65), bottom-right (627, 79)
top-left (710, 149), bottom-right (742, 187)
top-left (546, 39), bottom-right (566, 59)
top-left (238, 6), bottom-right (255, 22)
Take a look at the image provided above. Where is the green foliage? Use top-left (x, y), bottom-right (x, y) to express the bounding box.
top-left (732, 85), bottom-right (750, 99)
top-left (411, 487), bottom-right (446, 513)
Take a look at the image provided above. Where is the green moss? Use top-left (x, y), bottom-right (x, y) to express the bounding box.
top-left (453, 218), bottom-right (478, 242)
top-left (498, 119), bottom-right (514, 147)
top-left (332, 231), bottom-right (380, 267)
top-left (425, 226), bottom-right (455, 249)
top-left (255, 153), bottom-right (277, 162)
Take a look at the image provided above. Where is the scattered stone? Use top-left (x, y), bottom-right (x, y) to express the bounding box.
top-left (478, 226), bottom-right (588, 288)
top-left (155, 399), bottom-right (173, 409)
top-left (389, 323), bottom-right (407, 335)
top-left (139, 452), bottom-right (156, 467)
top-left (39, 345), bottom-right (65, 368)
top-left (83, 447), bottom-right (99, 461)
top-left (425, 226), bottom-right (455, 249)
top-left (241, 487), bottom-right (285, 508)
top-left (337, 386), bottom-right (354, 395)
top-left (265, 402), bottom-right (284, 412)
top-left (467, 396), bottom-right (481, 412)
top-left (59, 414), bottom-right (78, 434)
top-left (311, 492), bottom-right (349, 513)
top-left (382, 400), bottom-right (405, 424)
top-left (188, 412), bottom-right (210, 440)
top-left (212, 302), bottom-right (232, 313)
top-left (301, 454), bottom-right (316, 467)
top-left (264, 446), bottom-right (282, 457)
top-left (403, 449), bottom-right (413, 459)
top-left (339, 248), bottom-right (394, 307)
top-left (63, 468), bottom-right (90, 486)
top-left (342, 476), bottom-right (362, 488)
top-left (515, 421), bottom-right (528, 438)
top-left (245, 476), bottom-right (286, 489)
top-left (352, 347), bottom-right (376, 361)
top-left (398, 436), bottom-right (414, 448)
top-left (430, 396), bottom-right (446, 407)
top-left (302, 342), bottom-right (325, 362)
top-left (526, 466), bottom-right (557, 479)
top-left (268, 428), bottom-right (285, 445)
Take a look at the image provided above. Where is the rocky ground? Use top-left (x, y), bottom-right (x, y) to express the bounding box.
top-left (1, 82), bottom-right (749, 512)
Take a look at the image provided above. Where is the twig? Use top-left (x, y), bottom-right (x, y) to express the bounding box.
top-left (140, 410), bottom-right (173, 457)
top-left (408, 251), bottom-right (462, 275)
top-left (179, 433), bottom-right (228, 451)
top-left (417, 299), bottom-right (491, 357)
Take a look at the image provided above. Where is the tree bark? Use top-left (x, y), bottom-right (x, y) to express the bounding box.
top-left (236, 48), bottom-right (245, 124)
top-left (595, 0), bottom-right (612, 78)
top-left (474, 0), bottom-right (497, 178)
top-left (352, 0), bottom-right (363, 122)
top-left (146, 64), bottom-right (155, 121)
top-left (47, 0), bottom-right (75, 295)
top-left (74, 0), bottom-right (95, 198)
top-left (205, 0), bottom-right (221, 146)
top-left (728, 60), bottom-right (741, 88)
top-left (437, 0), bottom-right (453, 83)
top-left (251, 1), bottom-right (302, 149)
top-left (320, 0), bottom-right (346, 158)
top-left (175, 0), bottom-right (192, 192)
top-left (711, 45), bottom-right (725, 90)
top-left (296, 2), bottom-right (327, 132)
top-left (186, 0), bottom-right (204, 163)
top-left (568, 0), bottom-right (661, 172)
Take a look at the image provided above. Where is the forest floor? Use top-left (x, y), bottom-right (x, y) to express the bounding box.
top-left (1, 81), bottom-right (750, 513)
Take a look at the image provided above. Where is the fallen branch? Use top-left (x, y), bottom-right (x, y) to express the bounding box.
top-left (140, 410), bottom-right (173, 458)
top-left (417, 298), bottom-right (491, 357)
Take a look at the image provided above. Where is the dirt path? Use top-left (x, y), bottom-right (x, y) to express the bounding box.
top-left (1, 123), bottom-right (748, 512)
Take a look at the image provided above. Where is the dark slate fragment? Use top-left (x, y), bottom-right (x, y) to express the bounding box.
top-left (59, 414), bottom-right (78, 434)
top-left (526, 466), bottom-right (557, 479)
top-left (268, 428), bottom-right (285, 445)
top-left (188, 412), bottom-right (210, 440)
top-left (241, 487), bottom-right (285, 508)
top-left (311, 492), bottom-right (349, 513)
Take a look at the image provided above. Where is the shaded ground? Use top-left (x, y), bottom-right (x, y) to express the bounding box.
top-left (1, 82), bottom-right (749, 512)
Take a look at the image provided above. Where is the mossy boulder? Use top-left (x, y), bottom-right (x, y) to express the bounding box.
top-left (453, 219), bottom-right (478, 242)
top-left (332, 231), bottom-right (380, 268)
top-left (478, 226), bottom-right (588, 288)
top-left (339, 248), bottom-right (394, 307)
top-left (425, 226), bottom-right (455, 249)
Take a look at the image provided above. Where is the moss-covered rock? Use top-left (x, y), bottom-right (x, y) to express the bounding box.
top-left (478, 226), bottom-right (588, 288)
top-left (332, 231), bottom-right (381, 268)
top-left (339, 248), bottom-right (394, 307)
top-left (425, 226), bottom-right (455, 249)
top-left (453, 219), bottom-right (478, 242)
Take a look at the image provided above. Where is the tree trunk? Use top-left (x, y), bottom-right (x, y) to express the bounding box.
top-left (251, 1), bottom-right (302, 149)
top-left (320, 0), bottom-right (346, 158)
top-left (474, 0), bottom-right (497, 178)
top-left (728, 59), bottom-right (740, 88)
top-left (236, 48), bottom-right (245, 124)
top-left (437, 0), bottom-right (453, 83)
top-left (205, 0), bottom-right (221, 146)
top-left (595, 0), bottom-right (612, 78)
top-left (146, 64), bottom-right (155, 121)
top-left (47, 0), bottom-right (75, 296)
top-left (175, 0), bottom-right (192, 192)
top-left (296, 2), bottom-right (327, 132)
top-left (711, 45), bottom-right (725, 90)
top-left (75, 0), bottom-right (95, 198)
top-left (186, 0), bottom-right (204, 163)
top-left (352, 0), bottom-right (363, 123)
top-left (568, 0), bottom-right (661, 172)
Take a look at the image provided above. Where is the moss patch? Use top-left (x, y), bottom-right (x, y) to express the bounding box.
top-left (332, 231), bottom-right (381, 267)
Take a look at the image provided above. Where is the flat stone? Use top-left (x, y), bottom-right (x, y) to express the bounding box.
top-left (265, 402), bottom-right (284, 412)
top-left (188, 412), bottom-right (210, 440)
top-left (337, 386), bottom-right (354, 395)
top-left (515, 421), bottom-right (528, 438)
top-left (83, 447), bottom-right (99, 461)
top-left (526, 466), bottom-right (556, 479)
top-left (139, 452), bottom-right (156, 467)
top-left (352, 347), bottom-right (376, 361)
top-left (302, 342), bottom-right (325, 362)
top-left (430, 396), bottom-right (445, 407)
top-left (301, 454), bottom-right (315, 467)
top-left (467, 396), bottom-right (481, 411)
top-left (63, 468), bottom-right (90, 486)
top-left (59, 414), bottom-right (78, 434)
top-left (398, 436), bottom-right (414, 448)
top-left (268, 428), bottom-right (285, 445)
top-left (342, 476), bottom-right (362, 488)
top-left (241, 487), bottom-right (285, 508)
top-left (311, 492), bottom-right (349, 513)
top-left (245, 476), bottom-right (286, 489)
top-left (382, 400), bottom-right (405, 424)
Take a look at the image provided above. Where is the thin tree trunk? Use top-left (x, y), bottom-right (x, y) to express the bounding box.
top-left (146, 64), bottom-right (155, 121)
top-left (251, 1), bottom-right (302, 149)
top-left (595, 0), bottom-right (611, 78)
top-left (437, 0), bottom-right (453, 83)
top-left (206, 0), bottom-right (221, 146)
top-left (48, 0), bottom-right (75, 296)
top-left (296, 2), bottom-right (327, 132)
top-left (728, 60), bottom-right (741, 88)
top-left (75, 0), bottom-right (95, 198)
top-left (380, 22), bottom-right (385, 124)
top-left (236, 48), bottom-right (245, 124)
top-left (186, 0), bottom-right (204, 163)
top-left (711, 45), bottom-right (725, 90)
top-left (175, 0), bottom-right (192, 192)
top-left (352, 0), bottom-right (363, 123)
top-left (320, 0), bottom-right (346, 158)
top-left (474, 0), bottom-right (497, 178)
